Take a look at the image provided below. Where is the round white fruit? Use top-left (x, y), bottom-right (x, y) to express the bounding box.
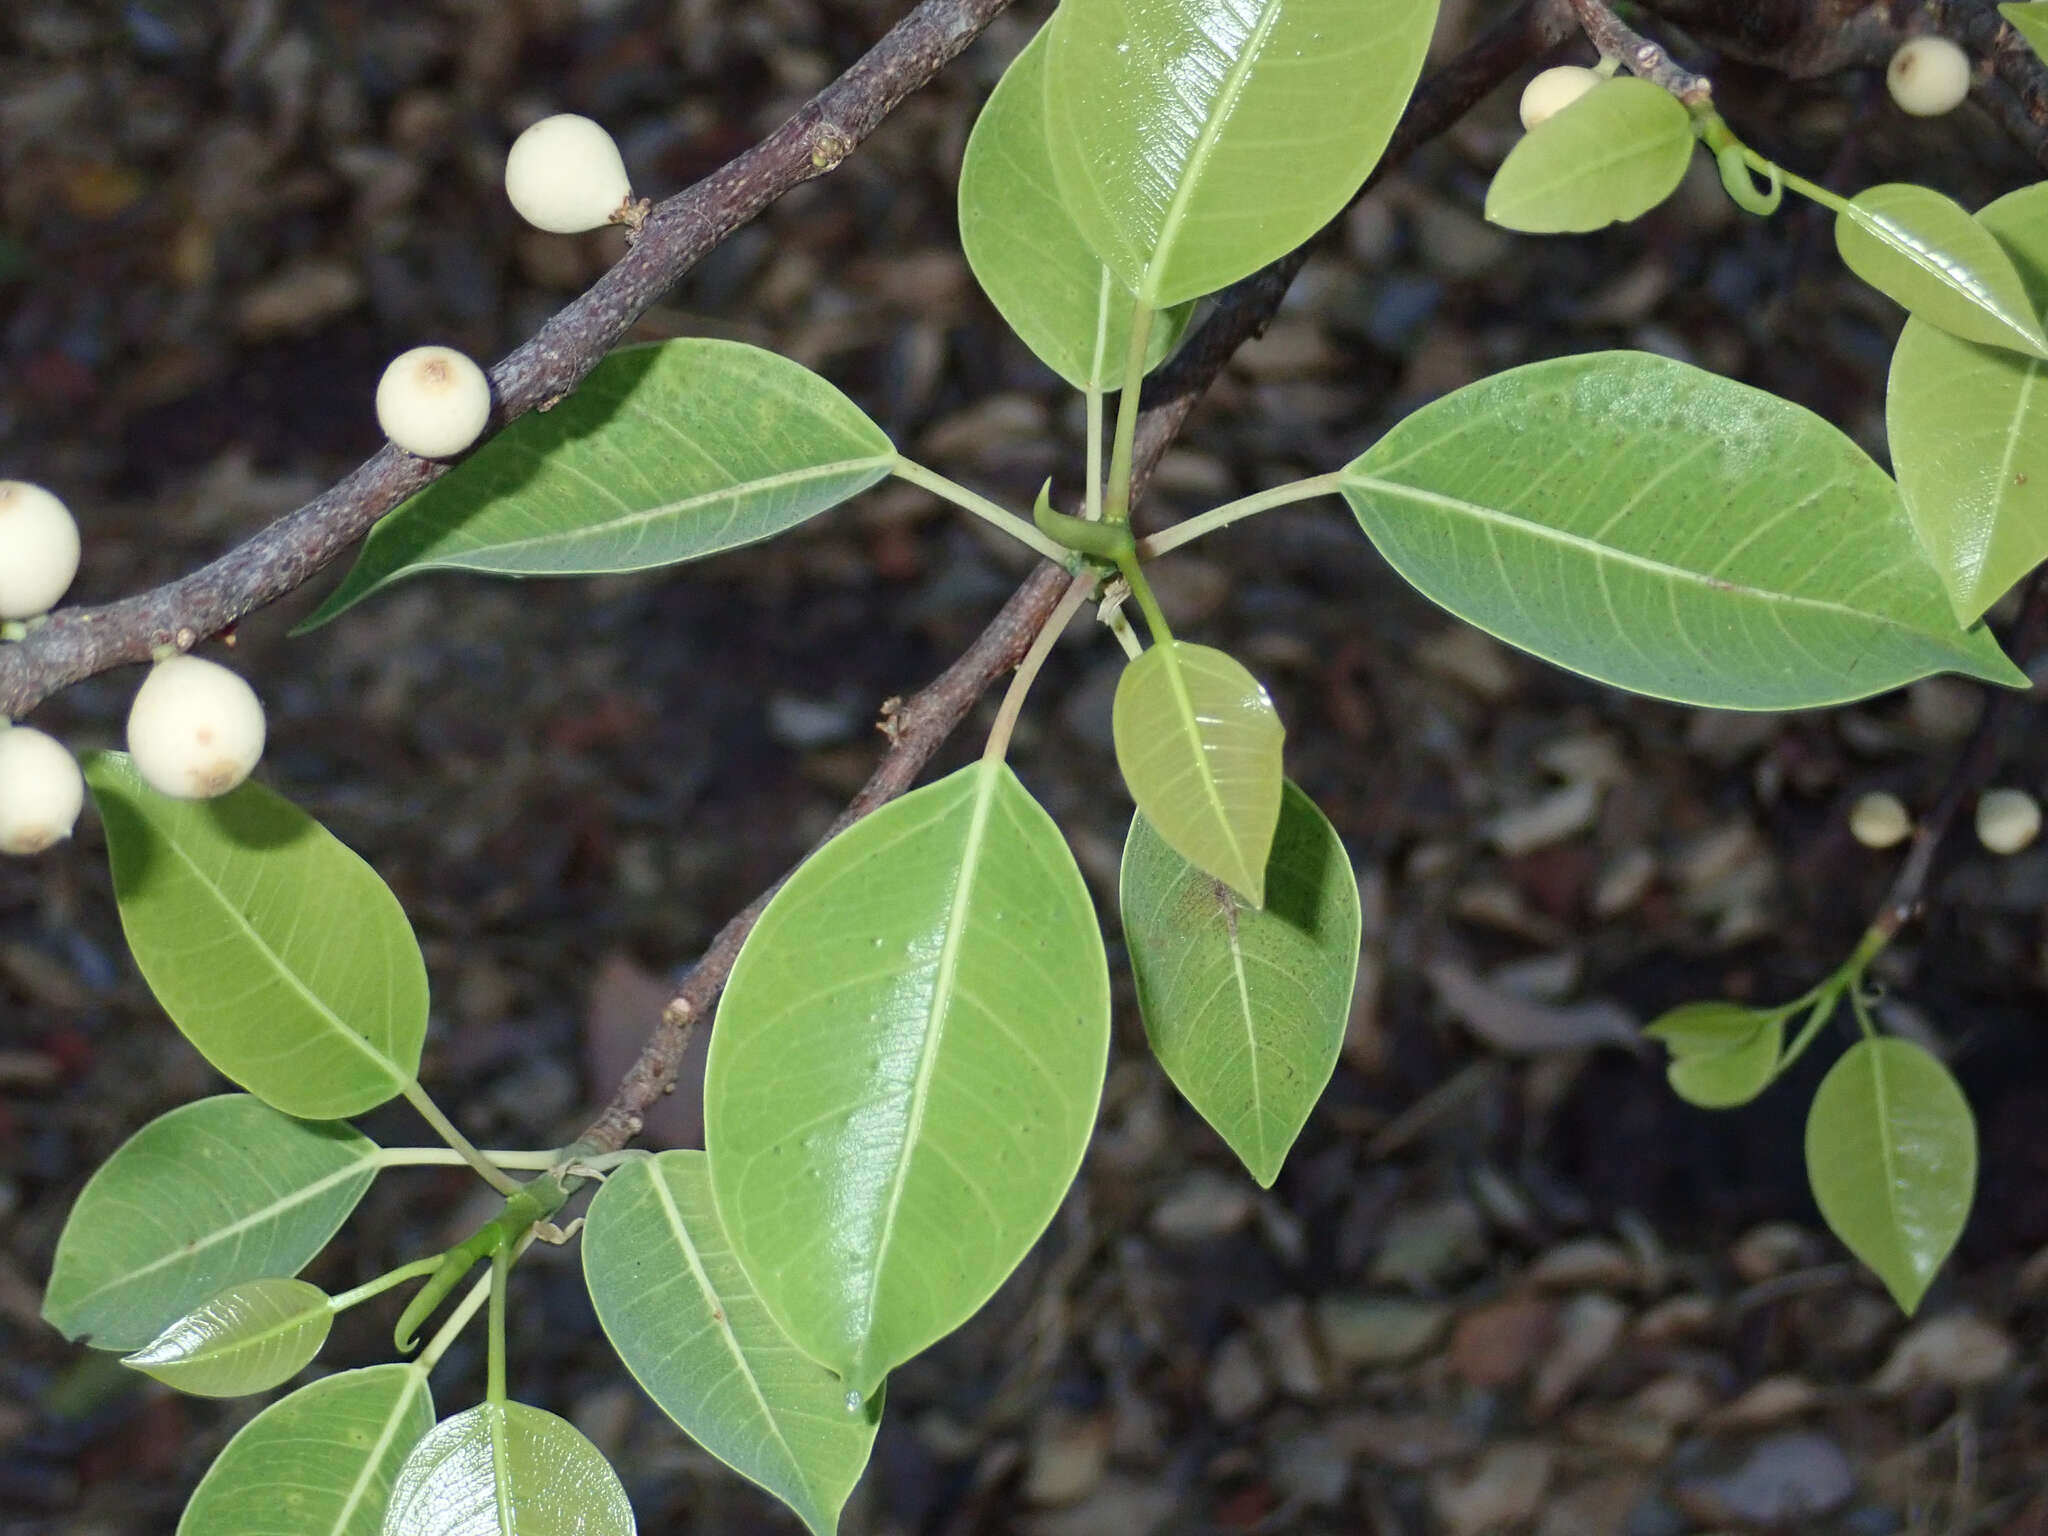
top-left (1519, 66), bottom-right (1603, 131)
top-left (1849, 790), bottom-right (1912, 850)
top-left (127, 655), bottom-right (267, 800)
top-left (504, 113), bottom-right (633, 234)
top-left (375, 346), bottom-right (492, 460)
top-left (0, 725), bottom-right (84, 855)
top-left (0, 481), bottom-right (81, 620)
top-left (1887, 36), bottom-right (1971, 117)
top-left (1976, 786), bottom-right (2041, 855)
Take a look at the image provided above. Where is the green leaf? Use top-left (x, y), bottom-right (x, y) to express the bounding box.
top-left (1888, 182), bottom-right (2048, 623)
top-left (1484, 77), bottom-right (1695, 234)
top-left (1043, 0), bottom-right (1441, 309)
top-left (44, 1094), bottom-right (376, 1352)
top-left (1112, 641), bottom-right (1286, 906)
top-left (1121, 781), bottom-right (1359, 1187)
top-left (123, 1276), bottom-right (331, 1397)
top-left (1645, 1003), bottom-right (1788, 1109)
top-left (1340, 350), bottom-right (2024, 709)
top-left (705, 762), bottom-right (1110, 1401)
top-left (584, 1152), bottom-right (879, 1535)
top-left (302, 339), bottom-right (896, 629)
top-left (85, 752), bottom-right (427, 1119)
top-left (179, 1364), bottom-right (433, 1536)
top-left (1805, 1037), bottom-right (1976, 1313)
top-left (2000, 3), bottom-right (2048, 63)
top-left (960, 27), bottom-right (1190, 391)
top-left (382, 1401), bottom-right (635, 1536)
top-left (1835, 184), bottom-right (2048, 357)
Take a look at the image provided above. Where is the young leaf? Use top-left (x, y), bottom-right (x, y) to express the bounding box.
top-left (85, 752), bottom-right (427, 1119)
top-left (43, 1094), bottom-right (376, 1352)
top-left (178, 1364), bottom-right (433, 1536)
top-left (1340, 351), bottom-right (2024, 709)
top-left (2000, 3), bottom-right (2048, 63)
top-left (1835, 184), bottom-right (2048, 357)
top-left (960, 27), bottom-right (1189, 391)
top-left (1645, 1002), bottom-right (1789, 1109)
top-left (302, 339), bottom-right (896, 629)
top-left (123, 1276), bottom-right (331, 1398)
top-left (1043, 0), bottom-right (1441, 309)
top-left (584, 1152), bottom-right (879, 1535)
top-left (1113, 642), bottom-right (1286, 907)
top-left (1805, 1037), bottom-right (1976, 1314)
top-left (1121, 781), bottom-right (1360, 1187)
top-left (1484, 77), bottom-right (1695, 234)
top-left (382, 1402), bottom-right (635, 1536)
top-left (1888, 182), bottom-right (2048, 623)
top-left (704, 762), bottom-right (1111, 1402)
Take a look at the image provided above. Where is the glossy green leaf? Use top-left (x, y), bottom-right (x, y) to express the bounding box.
top-left (382, 1401), bottom-right (635, 1536)
top-left (960, 28), bottom-right (1190, 390)
top-left (1646, 1003), bottom-right (1788, 1109)
top-left (585, 1152), bottom-right (879, 1535)
top-left (1112, 641), bottom-right (1285, 906)
top-left (1043, 0), bottom-right (1440, 308)
top-left (1484, 77), bottom-right (1694, 234)
top-left (1836, 184), bottom-right (2048, 357)
top-left (179, 1364), bottom-right (433, 1536)
top-left (1888, 182), bottom-right (2048, 623)
top-left (1121, 781), bottom-right (1359, 1186)
top-left (705, 762), bottom-right (1110, 1401)
top-left (1805, 1037), bottom-right (1976, 1313)
top-left (1341, 351), bottom-right (2024, 709)
top-left (302, 340), bottom-right (896, 628)
top-left (123, 1276), bottom-right (331, 1397)
top-left (2000, 4), bottom-right (2048, 63)
top-left (44, 1094), bottom-right (376, 1352)
top-left (86, 752), bottom-right (427, 1119)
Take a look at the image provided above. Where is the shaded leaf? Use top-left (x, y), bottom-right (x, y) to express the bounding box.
top-left (382, 1401), bottom-right (635, 1536)
top-left (1044, 0), bottom-right (1440, 308)
top-left (86, 752), bottom-right (426, 1118)
top-left (959, 28), bottom-right (1189, 390)
top-left (303, 340), bottom-right (895, 628)
top-left (1888, 181), bottom-right (2048, 623)
top-left (584, 1152), bottom-right (879, 1535)
top-left (705, 763), bottom-right (1110, 1401)
top-left (44, 1094), bottom-right (375, 1352)
top-left (1805, 1037), bottom-right (1976, 1314)
top-left (1646, 1002), bottom-right (1790, 1109)
top-left (124, 1276), bottom-right (331, 1398)
top-left (1485, 77), bottom-right (1695, 234)
top-left (1122, 781), bottom-right (1360, 1187)
top-left (1341, 351), bottom-right (2023, 708)
top-left (1835, 184), bottom-right (2048, 357)
top-left (1113, 642), bottom-right (1285, 906)
top-left (179, 1364), bottom-right (433, 1536)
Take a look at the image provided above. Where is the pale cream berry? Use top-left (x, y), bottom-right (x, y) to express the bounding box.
top-left (127, 655), bottom-right (267, 800)
top-left (375, 346), bottom-right (491, 460)
top-left (1887, 36), bottom-right (1972, 117)
top-left (1519, 66), bottom-right (1603, 131)
top-left (1976, 787), bottom-right (2041, 855)
top-left (504, 114), bottom-right (633, 234)
top-left (1849, 791), bottom-right (1912, 850)
top-left (0, 724), bottom-right (84, 855)
top-left (0, 481), bottom-right (82, 620)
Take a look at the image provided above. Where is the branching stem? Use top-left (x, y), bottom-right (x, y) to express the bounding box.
top-left (1104, 300), bottom-right (1157, 525)
top-left (1138, 472), bottom-right (1349, 560)
top-left (893, 458), bottom-right (1072, 563)
top-left (981, 573), bottom-right (1096, 766)
top-left (400, 1082), bottom-right (522, 1196)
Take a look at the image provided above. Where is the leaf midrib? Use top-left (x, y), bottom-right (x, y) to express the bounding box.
top-left (853, 766), bottom-right (1001, 1382)
top-left (156, 829), bottom-right (409, 1089)
top-left (1153, 646), bottom-right (1256, 895)
top-left (327, 1368), bottom-right (428, 1536)
top-left (1345, 471), bottom-right (1956, 640)
top-left (1142, 0), bottom-right (1288, 305)
top-left (1851, 202), bottom-right (2046, 354)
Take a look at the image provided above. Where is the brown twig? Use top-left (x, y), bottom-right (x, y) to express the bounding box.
top-left (0, 0), bottom-right (1013, 722)
top-left (1570, 0), bottom-right (1714, 102)
top-left (580, 0), bottom-right (1573, 1154)
top-left (1872, 569), bottom-right (2048, 940)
